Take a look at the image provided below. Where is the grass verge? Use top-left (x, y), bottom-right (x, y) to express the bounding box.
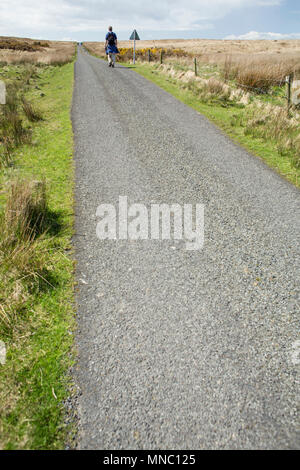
top-left (122, 61), bottom-right (300, 188)
top-left (0, 62), bottom-right (75, 449)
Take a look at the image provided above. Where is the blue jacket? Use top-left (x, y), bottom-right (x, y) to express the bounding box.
top-left (106, 32), bottom-right (119, 54)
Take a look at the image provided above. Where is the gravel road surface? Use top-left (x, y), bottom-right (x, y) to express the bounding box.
top-left (72, 47), bottom-right (299, 449)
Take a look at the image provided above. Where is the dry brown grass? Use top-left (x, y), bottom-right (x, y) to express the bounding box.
top-left (0, 38), bottom-right (50, 52)
top-left (86, 38), bottom-right (300, 62)
top-left (235, 62), bottom-right (290, 92)
top-left (243, 103), bottom-right (300, 166)
top-left (3, 179), bottom-right (48, 245)
top-left (0, 37), bottom-right (75, 65)
top-left (0, 179), bottom-right (49, 333)
top-left (21, 96), bottom-right (43, 122)
top-left (85, 38), bottom-right (300, 86)
top-left (0, 82), bottom-right (34, 165)
top-left (117, 38), bottom-right (300, 54)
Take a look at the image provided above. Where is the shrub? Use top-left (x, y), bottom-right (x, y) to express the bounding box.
top-left (0, 41), bottom-right (75, 65)
top-left (222, 55), bottom-right (238, 82)
top-left (3, 179), bottom-right (48, 247)
top-left (21, 97), bottom-right (43, 122)
top-left (33, 41), bottom-right (50, 48)
top-left (0, 179), bottom-right (50, 333)
top-left (0, 79), bottom-right (35, 165)
top-left (109, 47), bottom-right (190, 62)
top-left (0, 39), bottom-right (42, 52)
top-left (206, 78), bottom-right (226, 95)
top-left (236, 63), bottom-right (287, 93)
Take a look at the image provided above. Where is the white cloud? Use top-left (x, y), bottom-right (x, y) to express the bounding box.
top-left (61, 37), bottom-right (78, 42)
top-left (225, 31), bottom-right (300, 40)
top-left (0, 0), bottom-right (285, 38)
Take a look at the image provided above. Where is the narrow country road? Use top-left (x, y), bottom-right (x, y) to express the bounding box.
top-left (72, 47), bottom-right (299, 449)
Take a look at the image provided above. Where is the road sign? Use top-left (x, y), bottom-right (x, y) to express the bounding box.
top-left (129, 30), bottom-right (140, 64)
top-left (130, 30), bottom-right (140, 40)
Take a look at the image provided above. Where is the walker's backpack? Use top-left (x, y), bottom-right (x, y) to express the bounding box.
top-left (107, 33), bottom-right (116, 46)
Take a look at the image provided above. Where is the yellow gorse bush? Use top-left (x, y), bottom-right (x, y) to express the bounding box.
top-left (117, 47), bottom-right (190, 61)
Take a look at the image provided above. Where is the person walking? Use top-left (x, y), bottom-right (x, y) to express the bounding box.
top-left (105, 26), bottom-right (119, 67)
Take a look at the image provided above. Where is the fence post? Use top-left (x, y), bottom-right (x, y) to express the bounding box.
top-left (133, 38), bottom-right (136, 65)
top-left (148, 49), bottom-right (151, 63)
top-left (287, 74), bottom-right (293, 115)
top-left (0, 80), bottom-right (6, 105)
top-left (194, 57), bottom-right (197, 77)
top-left (160, 50), bottom-right (163, 64)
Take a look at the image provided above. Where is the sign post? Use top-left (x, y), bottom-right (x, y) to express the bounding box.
top-left (129, 29), bottom-right (140, 64)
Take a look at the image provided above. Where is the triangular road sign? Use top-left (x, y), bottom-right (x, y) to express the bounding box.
top-left (130, 30), bottom-right (140, 40)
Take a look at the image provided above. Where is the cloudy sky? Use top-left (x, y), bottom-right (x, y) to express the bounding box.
top-left (0, 0), bottom-right (299, 41)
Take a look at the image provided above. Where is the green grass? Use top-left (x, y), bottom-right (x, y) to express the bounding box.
top-left (0, 62), bottom-right (75, 449)
top-left (121, 61), bottom-right (300, 188)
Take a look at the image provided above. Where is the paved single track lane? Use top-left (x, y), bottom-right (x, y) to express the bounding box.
top-left (72, 47), bottom-right (299, 449)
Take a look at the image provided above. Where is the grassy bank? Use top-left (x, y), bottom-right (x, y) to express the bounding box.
top-left (0, 62), bottom-right (75, 449)
top-left (122, 61), bottom-right (300, 188)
